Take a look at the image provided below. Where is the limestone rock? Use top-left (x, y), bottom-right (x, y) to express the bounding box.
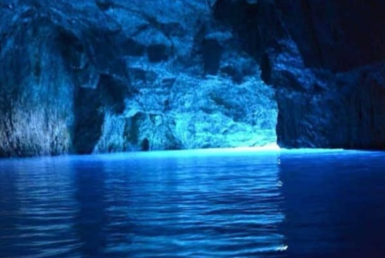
top-left (0, 0), bottom-right (277, 156)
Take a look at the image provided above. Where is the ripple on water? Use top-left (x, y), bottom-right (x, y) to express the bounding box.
top-left (0, 151), bottom-right (286, 258)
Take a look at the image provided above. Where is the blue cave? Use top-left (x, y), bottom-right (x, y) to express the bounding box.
top-left (1, 0), bottom-right (385, 257)
top-left (1, 0), bottom-right (385, 156)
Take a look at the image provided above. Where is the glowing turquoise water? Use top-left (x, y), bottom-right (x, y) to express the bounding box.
top-left (0, 150), bottom-right (384, 258)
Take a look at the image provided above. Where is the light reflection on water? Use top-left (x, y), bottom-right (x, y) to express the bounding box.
top-left (0, 150), bottom-right (385, 257)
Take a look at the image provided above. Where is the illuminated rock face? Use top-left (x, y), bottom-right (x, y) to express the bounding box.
top-left (0, 21), bottom-right (74, 157)
top-left (1, 0), bottom-right (385, 157)
top-left (0, 0), bottom-right (277, 156)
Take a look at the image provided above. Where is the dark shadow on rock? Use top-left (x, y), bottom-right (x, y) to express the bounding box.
top-left (123, 112), bottom-right (146, 149)
top-left (141, 138), bottom-right (150, 151)
top-left (275, 0), bottom-right (385, 71)
top-left (202, 38), bottom-right (222, 75)
top-left (98, 74), bottom-right (129, 114)
top-left (213, 0), bottom-right (287, 62)
top-left (72, 73), bottom-right (131, 154)
top-left (220, 65), bottom-right (243, 84)
top-left (57, 29), bottom-right (87, 70)
top-left (121, 38), bottom-right (145, 57)
top-left (147, 44), bottom-right (169, 62)
top-left (260, 52), bottom-right (272, 84)
top-left (72, 87), bottom-right (104, 154)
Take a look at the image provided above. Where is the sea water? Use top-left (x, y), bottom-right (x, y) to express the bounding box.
top-left (0, 149), bottom-right (384, 258)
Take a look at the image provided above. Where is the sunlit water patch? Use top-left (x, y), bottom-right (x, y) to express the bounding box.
top-left (1, 149), bottom-right (385, 257)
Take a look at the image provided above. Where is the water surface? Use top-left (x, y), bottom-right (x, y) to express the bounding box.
top-left (0, 149), bottom-right (384, 257)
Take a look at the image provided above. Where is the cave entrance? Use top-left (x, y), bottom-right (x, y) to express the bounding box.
top-left (141, 138), bottom-right (150, 151)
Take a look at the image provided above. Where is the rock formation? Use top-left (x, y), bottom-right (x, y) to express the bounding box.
top-left (0, 0), bottom-right (277, 157)
top-left (215, 0), bottom-right (385, 149)
top-left (1, 0), bottom-right (384, 157)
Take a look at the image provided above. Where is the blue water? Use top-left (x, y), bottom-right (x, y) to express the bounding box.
top-left (0, 150), bottom-right (385, 258)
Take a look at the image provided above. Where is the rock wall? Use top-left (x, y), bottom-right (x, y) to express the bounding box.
top-left (0, 17), bottom-right (74, 157)
top-left (2, 0), bottom-right (385, 157)
top-left (218, 0), bottom-right (385, 149)
top-left (267, 40), bottom-right (385, 149)
top-left (269, 0), bottom-right (385, 149)
top-left (275, 0), bottom-right (385, 72)
top-left (0, 0), bottom-right (277, 157)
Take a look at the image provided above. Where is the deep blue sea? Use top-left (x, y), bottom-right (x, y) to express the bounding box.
top-left (0, 149), bottom-right (385, 258)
